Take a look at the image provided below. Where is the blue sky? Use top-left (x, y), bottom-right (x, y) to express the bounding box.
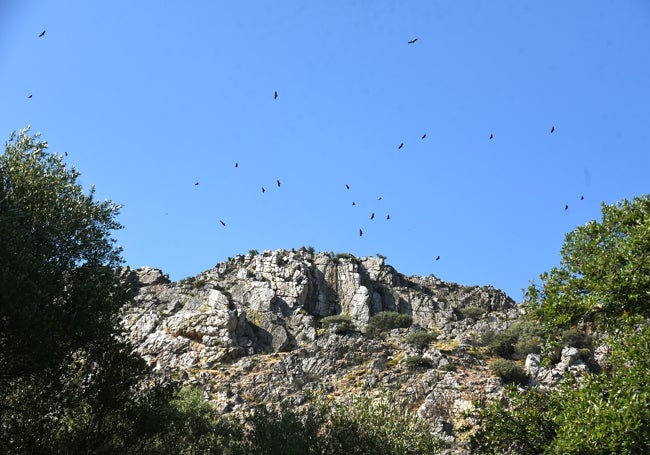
top-left (2, 1), bottom-right (650, 300)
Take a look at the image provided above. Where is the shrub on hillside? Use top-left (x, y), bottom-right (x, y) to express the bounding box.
top-left (459, 305), bottom-right (485, 320)
top-left (406, 330), bottom-right (438, 350)
top-left (365, 312), bottom-right (413, 338)
top-left (404, 355), bottom-right (434, 371)
top-left (490, 359), bottom-right (529, 385)
top-left (321, 314), bottom-right (355, 335)
top-left (481, 318), bottom-right (544, 359)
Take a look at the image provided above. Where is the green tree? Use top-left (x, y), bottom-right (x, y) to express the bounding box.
top-left (471, 195), bottom-right (650, 454)
top-left (526, 195), bottom-right (650, 332)
top-left (0, 128), bottom-right (222, 453)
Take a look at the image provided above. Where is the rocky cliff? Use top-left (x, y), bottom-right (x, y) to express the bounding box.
top-left (119, 249), bottom-right (545, 449)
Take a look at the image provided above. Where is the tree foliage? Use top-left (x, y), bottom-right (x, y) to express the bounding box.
top-left (471, 195), bottom-right (650, 454)
top-left (526, 195), bottom-right (650, 332)
top-left (0, 129), bottom-right (221, 453)
top-left (240, 394), bottom-right (445, 455)
top-left (365, 311), bottom-right (413, 337)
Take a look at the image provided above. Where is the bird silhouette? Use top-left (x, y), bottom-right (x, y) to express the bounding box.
top-left (235, 162), bottom-right (238, 168)
top-left (277, 179), bottom-right (281, 187)
top-left (39, 30), bottom-right (46, 37)
top-left (194, 182), bottom-right (199, 186)
top-left (370, 213), bottom-right (375, 220)
top-left (345, 184), bottom-right (350, 190)
top-left (274, 91), bottom-right (278, 99)
top-left (435, 256), bottom-right (440, 261)
top-left (408, 38), bottom-right (418, 44)
top-left (262, 187), bottom-right (266, 193)
top-left (386, 214), bottom-right (390, 220)
top-left (219, 220), bottom-right (226, 226)
top-left (565, 204), bottom-right (569, 210)
top-left (421, 134), bottom-right (426, 139)
top-left (580, 195), bottom-right (584, 200)
top-left (378, 197), bottom-right (382, 200)
top-left (352, 201), bottom-right (356, 206)
top-left (551, 126), bottom-right (555, 133)
top-left (359, 229), bottom-right (363, 237)
top-left (28, 94), bottom-right (32, 98)
top-left (489, 133), bottom-right (494, 140)
top-left (398, 143), bottom-right (404, 149)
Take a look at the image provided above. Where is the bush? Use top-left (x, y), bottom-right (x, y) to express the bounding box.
top-left (321, 314), bottom-right (355, 335)
top-left (240, 393), bottom-right (445, 454)
top-left (406, 330), bottom-right (437, 350)
top-left (481, 319), bottom-right (544, 359)
top-left (365, 312), bottom-right (413, 337)
top-left (490, 359), bottom-right (529, 385)
top-left (404, 355), bottom-right (434, 370)
top-left (459, 305), bottom-right (485, 320)
top-left (482, 331), bottom-right (517, 358)
top-left (560, 328), bottom-right (592, 349)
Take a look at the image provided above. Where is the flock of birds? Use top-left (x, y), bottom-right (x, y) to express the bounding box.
top-left (204, 37), bottom-right (581, 264)
top-left (28, 31), bottom-right (584, 266)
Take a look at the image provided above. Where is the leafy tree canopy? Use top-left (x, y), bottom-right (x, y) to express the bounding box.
top-left (471, 195), bottom-right (650, 454)
top-left (526, 195), bottom-right (650, 332)
top-left (0, 128), bottom-right (219, 453)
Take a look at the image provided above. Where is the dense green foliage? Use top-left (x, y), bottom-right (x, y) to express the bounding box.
top-left (0, 129), bottom-right (222, 453)
top-left (527, 196), bottom-right (650, 331)
top-left (365, 311), bottom-right (413, 337)
top-left (471, 195), bottom-right (650, 454)
top-left (406, 329), bottom-right (438, 350)
top-left (480, 318), bottom-right (544, 359)
top-left (320, 314), bottom-right (356, 334)
top-left (232, 396), bottom-right (443, 455)
top-left (489, 358), bottom-right (529, 385)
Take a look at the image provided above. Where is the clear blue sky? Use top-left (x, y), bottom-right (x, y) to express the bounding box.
top-left (2, 1), bottom-right (650, 301)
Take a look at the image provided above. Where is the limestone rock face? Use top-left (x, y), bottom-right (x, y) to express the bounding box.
top-left (122, 250), bottom-right (519, 372)
top-left (120, 249), bottom-right (524, 452)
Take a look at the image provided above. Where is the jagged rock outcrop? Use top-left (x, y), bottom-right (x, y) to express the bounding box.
top-left (122, 250), bottom-right (519, 368)
top-left (120, 249), bottom-right (529, 451)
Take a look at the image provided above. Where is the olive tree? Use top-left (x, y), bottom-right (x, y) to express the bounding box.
top-left (0, 128), bottom-right (222, 453)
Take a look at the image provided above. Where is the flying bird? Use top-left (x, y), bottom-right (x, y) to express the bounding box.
top-left (421, 134), bottom-right (426, 139)
top-left (39, 30), bottom-right (46, 37)
top-left (345, 184), bottom-right (350, 190)
top-left (565, 204), bottom-right (569, 210)
top-left (398, 143), bottom-right (404, 149)
top-left (551, 126), bottom-right (555, 133)
top-left (435, 256), bottom-right (440, 261)
top-left (235, 162), bottom-right (238, 168)
top-left (359, 229), bottom-right (363, 237)
top-left (274, 91), bottom-right (278, 99)
top-left (489, 133), bottom-right (494, 140)
top-left (219, 220), bottom-right (226, 226)
top-left (378, 197), bottom-right (382, 201)
top-left (386, 214), bottom-right (390, 220)
top-left (580, 195), bottom-right (584, 200)
top-left (352, 201), bottom-right (356, 206)
top-left (408, 38), bottom-right (418, 44)
top-left (277, 179), bottom-right (281, 187)
top-left (370, 213), bottom-right (375, 220)
top-left (262, 187), bottom-right (266, 193)
top-left (194, 182), bottom-right (199, 186)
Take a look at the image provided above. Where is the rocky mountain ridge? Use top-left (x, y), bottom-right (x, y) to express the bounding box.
top-left (119, 249), bottom-right (596, 450)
